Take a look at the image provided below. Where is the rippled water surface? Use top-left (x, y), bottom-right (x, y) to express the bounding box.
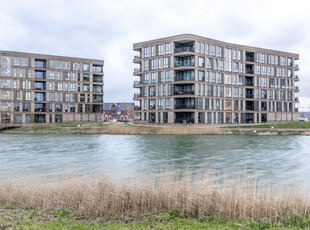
top-left (0, 134), bottom-right (310, 185)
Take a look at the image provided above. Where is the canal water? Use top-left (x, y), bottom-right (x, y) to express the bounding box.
top-left (0, 134), bottom-right (310, 186)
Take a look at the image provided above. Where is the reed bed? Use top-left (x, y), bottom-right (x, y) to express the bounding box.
top-left (0, 171), bottom-right (309, 222)
top-left (71, 124), bottom-right (229, 135)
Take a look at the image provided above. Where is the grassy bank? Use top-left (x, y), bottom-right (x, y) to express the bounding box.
top-left (232, 121), bottom-right (310, 129)
top-left (1, 121), bottom-right (310, 135)
top-left (2, 122), bottom-right (229, 135)
top-left (1, 207), bottom-right (310, 229)
top-left (0, 171), bottom-right (309, 227)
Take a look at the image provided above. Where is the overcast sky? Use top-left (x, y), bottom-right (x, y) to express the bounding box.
top-left (0, 0), bottom-right (309, 110)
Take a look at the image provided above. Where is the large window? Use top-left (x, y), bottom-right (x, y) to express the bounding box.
top-left (1, 56), bottom-right (11, 76)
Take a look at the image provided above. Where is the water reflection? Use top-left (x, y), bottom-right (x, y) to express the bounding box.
top-left (0, 134), bottom-right (309, 187)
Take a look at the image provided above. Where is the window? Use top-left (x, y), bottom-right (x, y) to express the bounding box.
top-left (58, 61), bottom-right (63, 69)
top-left (219, 60), bottom-right (224, 70)
top-left (158, 85), bottom-right (161, 96)
top-left (282, 57), bottom-right (286, 66)
top-left (263, 66), bottom-right (267, 75)
top-left (144, 47), bottom-right (149, 58)
top-left (211, 45), bottom-right (216, 56)
top-left (57, 82), bottom-right (63, 91)
top-left (70, 83), bottom-right (75, 91)
top-left (65, 93), bottom-right (71, 102)
top-left (49, 71), bottom-right (55, 79)
top-left (14, 57), bottom-right (20, 66)
top-left (151, 59), bottom-right (156, 70)
top-left (165, 99), bottom-right (171, 110)
top-left (25, 91), bottom-right (31, 101)
top-left (207, 58), bottom-right (212, 68)
top-left (261, 90), bottom-right (267, 99)
top-left (13, 80), bottom-right (17, 88)
top-left (158, 99), bottom-right (163, 110)
top-left (163, 57), bottom-right (169, 68)
top-left (288, 58), bottom-right (292, 67)
top-left (149, 99), bottom-right (155, 110)
top-left (165, 71), bottom-right (171, 82)
top-left (23, 58), bottom-right (28, 67)
top-left (234, 63), bottom-right (238, 72)
top-left (224, 48), bottom-right (232, 71)
top-left (198, 57), bottom-right (205, 67)
top-left (278, 67), bottom-right (282, 77)
top-left (151, 72), bottom-right (156, 83)
top-left (211, 72), bottom-right (216, 83)
top-left (270, 78), bottom-right (275, 88)
top-left (50, 92), bottom-right (55, 101)
top-left (225, 74), bottom-right (232, 84)
top-left (261, 54), bottom-right (265, 63)
top-left (83, 63), bottom-right (89, 71)
top-left (197, 42), bottom-right (201, 53)
top-left (262, 78), bottom-right (267, 87)
top-left (234, 88), bottom-right (239, 98)
top-left (165, 43), bottom-right (171, 54)
top-left (217, 73), bottom-right (223, 84)
top-left (217, 46), bottom-right (222, 57)
top-left (158, 44), bottom-right (163, 55)
top-left (1, 56), bottom-right (11, 76)
top-left (158, 58), bottom-right (161, 69)
top-left (198, 71), bottom-right (205, 81)
top-left (257, 65), bottom-right (261, 75)
top-left (144, 73), bottom-right (149, 84)
top-left (50, 60), bottom-right (55, 69)
top-left (198, 99), bottom-right (203, 109)
top-left (144, 60), bottom-right (148, 71)
top-left (149, 86), bottom-right (156, 96)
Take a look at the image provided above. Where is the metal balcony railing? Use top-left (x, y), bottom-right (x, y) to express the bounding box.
top-left (134, 68), bottom-right (141, 72)
top-left (174, 91), bottom-right (194, 95)
top-left (134, 93), bottom-right (141, 98)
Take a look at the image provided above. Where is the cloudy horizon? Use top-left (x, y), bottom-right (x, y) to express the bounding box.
top-left (1, 0), bottom-right (309, 111)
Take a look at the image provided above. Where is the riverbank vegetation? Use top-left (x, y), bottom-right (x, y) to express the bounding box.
top-left (1, 206), bottom-right (310, 229)
top-left (0, 171), bottom-right (309, 229)
top-left (1, 122), bottom-right (228, 135)
top-left (1, 121), bottom-right (310, 135)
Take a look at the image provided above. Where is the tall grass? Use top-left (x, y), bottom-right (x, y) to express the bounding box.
top-left (0, 171), bottom-right (309, 221)
top-left (71, 124), bottom-right (228, 135)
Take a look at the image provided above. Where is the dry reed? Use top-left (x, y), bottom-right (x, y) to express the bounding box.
top-left (71, 124), bottom-right (229, 135)
top-left (0, 170), bottom-right (309, 221)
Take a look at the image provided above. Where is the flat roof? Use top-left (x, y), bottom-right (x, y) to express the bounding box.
top-left (133, 33), bottom-right (299, 58)
top-left (0, 50), bottom-right (104, 64)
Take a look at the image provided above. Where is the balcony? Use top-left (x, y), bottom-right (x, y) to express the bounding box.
top-left (295, 108), bottom-right (299, 112)
top-left (295, 97), bottom-right (299, 103)
top-left (295, 75), bottom-right (299, 82)
top-left (174, 56), bottom-right (195, 67)
top-left (93, 97), bottom-right (103, 103)
top-left (245, 77), bottom-right (254, 86)
top-left (149, 105), bottom-right (156, 110)
top-left (93, 75), bottom-right (103, 83)
top-left (174, 41), bottom-right (195, 53)
top-left (175, 104), bottom-right (195, 109)
top-left (134, 55), bottom-right (141, 60)
top-left (295, 64), bottom-right (299, 71)
top-left (175, 47), bottom-right (195, 53)
top-left (134, 93), bottom-right (141, 98)
top-left (174, 91), bottom-right (194, 96)
top-left (93, 65), bottom-right (103, 73)
top-left (245, 52), bottom-right (254, 62)
top-left (295, 86), bottom-right (299, 92)
top-left (35, 59), bottom-right (46, 68)
top-left (134, 68), bottom-right (141, 72)
top-left (245, 64), bottom-right (254, 74)
top-left (134, 106), bottom-right (141, 111)
top-left (134, 80), bottom-right (142, 85)
top-left (35, 71), bottom-right (46, 80)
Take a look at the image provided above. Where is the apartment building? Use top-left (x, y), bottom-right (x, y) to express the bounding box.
top-left (133, 34), bottom-right (299, 124)
top-left (0, 51), bottom-right (104, 124)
